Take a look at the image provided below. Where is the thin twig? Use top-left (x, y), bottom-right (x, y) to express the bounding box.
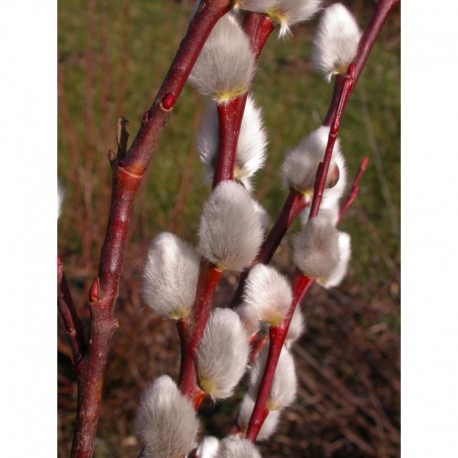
top-left (178, 261), bottom-right (222, 405)
top-left (177, 10), bottom-right (276, 408)
top-left (58, 257), bottom-right (86, 369)
top-left (338, 156), bottom-right (369, 223)
top-left (309, 64), bottom-right (355, 219)
top-left (246, 272), bottom-right (315, 441)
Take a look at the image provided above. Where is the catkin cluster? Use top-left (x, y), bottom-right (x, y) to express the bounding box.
top-left (135, 2), bottom-right (362, 456)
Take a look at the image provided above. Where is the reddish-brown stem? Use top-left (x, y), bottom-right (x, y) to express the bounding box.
top-left (228, 189), bottom-right (306, 308)
top-left (69, 2), bottom-right (231, 457)
top-left (323, 0), bottom-right (400, 126)
top-left (211, 13), bottom-right (274, 188)
top-left (245, 152), bottom-right (370, 442)
top-left (243, 12), bottom-right (274, 60)
top-left (338, 157), bottom-right (369, 224)
top-left (58, 256), bottom-right (86, 368)
top-left (246, 272), bottom-right (315, 441)
top-left (178, 262), bottom-right (222, 403)
top-left (309, 64), bottom-right (355, 219)
top-left (121, 0), bottom-right (231, 172)
top-left (212, 97), bottom-right (247, 187)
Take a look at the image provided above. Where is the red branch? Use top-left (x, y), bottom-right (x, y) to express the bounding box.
top-left (177, 10), bottom-right (276, 408)
top-left (229, 0), bottom-right (399, 306)
top-left (68, 2), bottom-right (232, 457)
top-left (309, 64), bottom-right (355, 219)
top-left (213, 95), bottom-right (248, 187)
top-left (178, 262), bottom-right (222, 404)
top-left (212, 13), bottom-right (274, 187)
top-left (246, 272), bottom-right (315, 441)
top-left (324, 0), bottom-right (400, 126)
top-left (338, 157), bottom-right (369, 223)
top-left (245, 0), bottom-right (399, 440)
top-left (58, 256), bottom-right (86, 368)
top-left (245, 162), bottom-right (368, 441)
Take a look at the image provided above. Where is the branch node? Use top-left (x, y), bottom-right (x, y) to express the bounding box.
top-left (142, 109), bottom-right (152, 124)
top-left (89, 278), bottom-right (100, 303)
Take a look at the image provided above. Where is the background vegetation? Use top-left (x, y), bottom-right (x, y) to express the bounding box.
top-left (58, 0), bottom-right (400, 456)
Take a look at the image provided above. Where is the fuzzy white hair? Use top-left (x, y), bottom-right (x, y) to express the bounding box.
top-left (196, 436), bottom-right (220, 458)
top-left (249, 344), bottom-right (297, 410)
top-left (320, 231), bottom-right (351, 288)
top-left (281, 126), bottom-right (344, 201)
top-left (198, 180), bottom-right (264, 271)
top-left (235, 303), bottom-right (261, 338)
top-left (141, 232), bottom-right (200, 320)
top-left (189, 13), bottom-right (255, 103)
top-left (271, 0), bottom-right (322, 37)
top-left (242, 264), bottom-right (293, 326)
top-left (233, 0), bottom-right (277, 13)
top-left (285, 306), bottom-right (305, 348)
top-left (217, 436), bottom-right (262, 458)
top-left (311, 3), bottom-right (361, 81)
top-left (197, 308), bottom-right (250, 399)
top-left (252, 199), bottom-right (271, 233)
top-left (292, 213), bottom-right (340, 279)
top-left (197, 95), bottom-right (268, 191)
top-left (300, 204), bottom-right (340, 227)
top-left (237, 394), bottom-right (280, 440)
top-left (135, 375), bottom-right (199, 458)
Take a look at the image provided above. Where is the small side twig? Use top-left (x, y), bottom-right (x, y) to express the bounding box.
top-left (338, 156), bottom-right (369, 223)
top-left (177, 9), bottom-right (276, 407)
top-left (58, 256), bottom-right (86, 369)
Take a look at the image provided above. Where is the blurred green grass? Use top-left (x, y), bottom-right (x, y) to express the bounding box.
top-left (58, 0), bottom-right (399, 290)
top-left (58, 1), bottom-right (399, 455)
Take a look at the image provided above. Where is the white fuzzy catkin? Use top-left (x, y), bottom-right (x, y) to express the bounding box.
top-left (321, 231), bottom-right (351, 288)
top-left (198, 180), bottom-right (264, 271)
top-left (141, 232), bottom-right (200, 320)
top-left (235, 303), bottom-right (260, 337)
top-left (300, 205), bottom-right (340, 228)
top-left (197, 308), bottom-right (250, 399)
top-left (249, 344), bottom-right (297, 410)
top-left (189, 13), bottom-right (255, 103)
top-left (281, 126), bottom-right (345, 202)
top-left (242, 264), bottom-right (293, 326)
top-left (196, 436), bottom-right (220, 458)
top-left (217, 436), bottom-right (262, 458)
top-left (265, 0), bottom-right (322, 37)
top-left (285, 306), bottom-right (305, 348)
top-left (293, 213), bottom-right (340, 280)
top-left (136, 375), bottom-right (199, 458)
top-left (197, 95), bottom-right (268, 190)
top-left (237, 394), bottom-right (280, 440)
top-left (311, 3), bottom-right (362, 81)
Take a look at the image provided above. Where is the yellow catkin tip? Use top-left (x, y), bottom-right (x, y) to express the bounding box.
top-left (266, 8), bottom-right (287, 26)
top-left (198, 377), bottom-right (216, 395)
top-left (216, 87), bottom-right (247, 104)
top-left (169, 307), bottom-right (190, 320)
